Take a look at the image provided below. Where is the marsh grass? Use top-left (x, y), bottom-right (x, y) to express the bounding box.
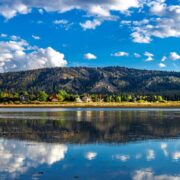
top-left (0, 101), bottom-right (180, 108)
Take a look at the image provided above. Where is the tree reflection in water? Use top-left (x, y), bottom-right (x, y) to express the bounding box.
top-left (0, 109), bottom-right (180, 143)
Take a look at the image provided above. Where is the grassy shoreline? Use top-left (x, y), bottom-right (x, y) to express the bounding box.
top-left (0, 102), bottom-right (180, 108)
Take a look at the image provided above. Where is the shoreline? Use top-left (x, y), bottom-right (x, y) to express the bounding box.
top-left (0, 102), bottom-right (180, 108)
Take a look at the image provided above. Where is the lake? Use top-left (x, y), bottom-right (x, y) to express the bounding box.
top-left (0, 108), bottom-right (180, 180)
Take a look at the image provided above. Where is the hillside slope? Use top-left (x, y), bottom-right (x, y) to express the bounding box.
top-left (0, 67), bottom-right (180, 95)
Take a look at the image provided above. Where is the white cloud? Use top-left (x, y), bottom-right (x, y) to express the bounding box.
top-left (144, 51), bottom-right (154, 62)
top-left (130, 20), bottom-right (152, 43)
top-left (0, 0), bottom-right (141, 19)
top-left (0, 35), bottom-right (67, 72)
top-left (134, 53), bottom-right (141, 58)
top-left (144, 51), bottom-right (154, 57)
top-left (151, 17), bottom-right (180, 39)
top-left (161, 56), bottom-right (167, 62)
top-left (0, 2), bottom-right (31, 19)
top-left (38, 9), bottom-right (44, 14)
top-left (32, 35), bottom-right (40, 40)
top-left (84, 53), bottom-right (97, 60)
top-left (53, 19), bottom-right (73, 30)
top-left (1, 0), bottom-right (179, 43)
top-left (1, 33), bottom-right (7, 37)
top-left (111, 51), bottom-right (129, 57)
top-left (159, 63), bottom-right (166, 68)
top-left (85, 152), bottom-right (97, 160)
top-left (129, 19), bottom-right (151, 43)
top-left (80, 19), bottom-right (102, 30)
top-left (170, 52), bottom-right (180, 60)
top-left (88, 6), bottom-right (111, 18)
top-left (131, 30), bottom-right (152, 43)
top-left (53, 19), bottom-right (68, 25)
top-left (10, 35), bottom-right (20, 41)
top-left (130, 1), bottom-right (180, 43)
top-left (149, 0), bottom-right (166, 16)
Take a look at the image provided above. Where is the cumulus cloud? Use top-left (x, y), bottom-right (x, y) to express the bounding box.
top-left (134, 53), bottom-right (141, 58)
top-left (1, 0), bottom-right (179, 43)
top-left (84, 53), bottom-right (97, 60)
top-left (85, 152), bottom-right (97, 160)
top-left (0, 35), bottom-right (67, 72)
top-left (0, 2), bottom-right (31, 19)
top-left (159, 63), bottom-right (166, 68)
top-left (53, 19), bottom-right (73, 30)
top-left (149, 0), bottom-right (166, 16)
top-left (161, 56), bottom-right (167, 62)
top-left (10, 35), bottom-right (20, 41)
top-left (170, 52), bottom-right (180, 60)
top-left (80, 19), bottom-right (102, 30)
top-left (0, 0), bottom-right (142, 19)
top-left (38, 9), bottom-right (44, 14)
top-left (131, 27), bottom-right (152, 43)
top-left (111, 51), bottom-right (129, 57)
top-left (53, 19), bottom-right (68, 25)
top-left (1, 33), bottom-right (7, 38)
top-left (122, 19), bottom-right (152, 43)
top-left (32, 35), bottom-right (40, 40)
top-left (144, 52), bottom-right (154, 62)
top-left (130, 1), bottom-right (180, 43)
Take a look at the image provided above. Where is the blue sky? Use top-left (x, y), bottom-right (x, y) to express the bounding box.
top-left (0, 0), bottom-right (180, 72)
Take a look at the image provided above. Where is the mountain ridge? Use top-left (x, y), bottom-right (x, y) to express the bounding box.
top-left (0, 66), bottom-right (180, 95)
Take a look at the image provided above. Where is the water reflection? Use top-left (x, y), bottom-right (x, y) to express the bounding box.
top-left (0, 138), bottom-right (67, 179)
top-left (0, 108), bottom-right (180, 143)
top-left (1, 138), bottom-right (180, 179)
top-left (0, 108), bottom-right (180, 179)
top-left (132, 169), bottom-right (180, 180)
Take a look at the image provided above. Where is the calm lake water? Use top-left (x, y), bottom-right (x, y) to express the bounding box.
top-left (0, 108), bottom-right (180, 180)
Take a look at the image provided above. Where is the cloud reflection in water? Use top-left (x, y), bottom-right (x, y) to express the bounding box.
top-left (0, 138), bottom-right (67, 178)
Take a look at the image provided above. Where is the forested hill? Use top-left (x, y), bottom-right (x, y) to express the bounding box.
top-left (0, 67), bottom-right (180, 95)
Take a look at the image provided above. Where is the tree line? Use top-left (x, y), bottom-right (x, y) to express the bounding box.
top-left (0, 90), bottom-right (173, 103)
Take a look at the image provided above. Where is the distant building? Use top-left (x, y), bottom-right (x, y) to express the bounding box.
top-left (75, 97), bottom-right (82, 103)
top-left (99, 98), bottom-right (104, 102)
top-left (49, 95), bottom-right (59, 102)
top-left (82, 96), bottom-right (92, 102)
top-left (132, 98), bottom-right (137, 102)
top-left (20, 95), bottom-right (29, 102)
